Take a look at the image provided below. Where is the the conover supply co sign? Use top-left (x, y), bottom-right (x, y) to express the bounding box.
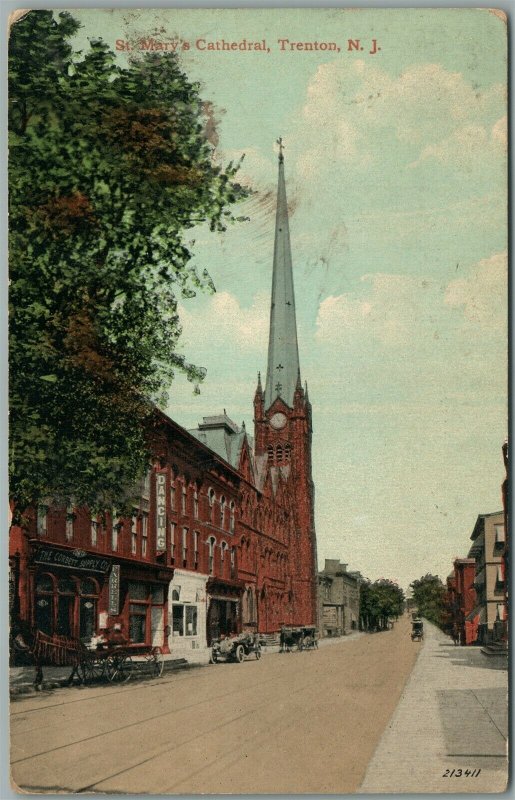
top-left (155, 470), bottom-right (167, 552)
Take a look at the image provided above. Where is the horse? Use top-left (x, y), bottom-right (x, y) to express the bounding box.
top-left (11, 620), bottom-right (83, 690)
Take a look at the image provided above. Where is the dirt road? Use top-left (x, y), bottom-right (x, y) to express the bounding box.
top-left (11, 615), bottom-right (418, 794)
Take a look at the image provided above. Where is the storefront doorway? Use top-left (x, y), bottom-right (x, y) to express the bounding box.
top-left (207, 598), bottom-right (238, 644)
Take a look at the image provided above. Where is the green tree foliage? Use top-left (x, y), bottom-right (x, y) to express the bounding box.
top-left (409, 574), bottom-right (446, 626)
top-left (9, 11), bottom-right (248, 518)
top-left (359, 578), bottom-right (405, 632)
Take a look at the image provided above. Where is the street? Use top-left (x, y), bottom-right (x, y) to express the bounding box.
top-left (11, 616), bottom-right (416, 794)
top-left (10, 615), bottom-right (507, 794)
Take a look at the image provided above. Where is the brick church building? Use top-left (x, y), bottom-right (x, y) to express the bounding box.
top-left (9, 146), bottom-right (318, 660)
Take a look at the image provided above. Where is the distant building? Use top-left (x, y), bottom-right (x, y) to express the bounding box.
top-left (468, 511), bottom-right (506, 644)
top-left (453, 558), bottom-right (477, 645)
top-left (501, 440), bottom-right (508, 639)
top-left (318, 559), bottom-right (360, 637)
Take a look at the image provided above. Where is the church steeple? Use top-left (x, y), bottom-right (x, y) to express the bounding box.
top-left (264, 139), bottom-right (300, 410)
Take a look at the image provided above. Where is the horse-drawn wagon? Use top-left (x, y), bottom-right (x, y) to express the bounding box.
top-left (13, 629), bottom-right (164, 689)
top-left (280, 625), bottom-right (318, 652)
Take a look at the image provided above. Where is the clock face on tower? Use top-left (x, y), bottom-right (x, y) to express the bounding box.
top-left (270, 412), bottom-right (287, 430)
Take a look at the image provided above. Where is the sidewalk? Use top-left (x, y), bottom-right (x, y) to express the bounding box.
top-left (359, 620), bottom-right (508, 794)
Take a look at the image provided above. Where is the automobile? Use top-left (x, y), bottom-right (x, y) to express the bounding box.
top-left (211, 632), bottom-right (261, 663)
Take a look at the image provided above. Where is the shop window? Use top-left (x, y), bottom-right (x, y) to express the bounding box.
top-left (172, 604), bottom-right (198, 637)
top-left (186, 605), bottom-right (198, 636)
top-left (37, 505), bottom-right (47, 537)
top-left (79, 578), bottom-right (99, 640)
top-left (35, 573), bottom-right (55, 635)
top-left (128, 582), bottom-right (147, 600)
top-left (172, 604), bottom-right (184, 636)
top-left (151, 585), bottom-right (164, 604)
top-left (129, 603), bottom-right (147, 643)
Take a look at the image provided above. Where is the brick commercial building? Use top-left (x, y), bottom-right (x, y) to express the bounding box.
top-left (447, 558), bottom-right (477, 645)
top-left (9, 147), bottom-right (318, 659)
top-left (467, 511), bottom-right (506, 645)
top-left (318, 560), bottom-right (360, 637)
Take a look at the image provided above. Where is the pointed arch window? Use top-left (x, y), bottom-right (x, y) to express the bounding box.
top-left (193, 487), bottom-right (199, 520)
top-left (37, 505), bottom-right (48, 537)
top-left (220, 496), bottom-right (226, 529)
top-left (182, 527), bottom-right (188, 566)
top-left (208, 488), bottom-right (216, 524)
top-left (276, 444), bottom-right (283, 463)
top-left (65, 505), bottom-right (75, 541)
top-left (208, 536), bottom-right (216, 575)
top-left (267, 445), bottom-right (274, 464)
top-left (170, 522), bottom-right (176, 562)
top-left (229, 501), bottom-right (235, 533)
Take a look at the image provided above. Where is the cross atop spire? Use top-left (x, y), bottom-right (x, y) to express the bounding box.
top-left (264, 140), bottom-right (300, 410)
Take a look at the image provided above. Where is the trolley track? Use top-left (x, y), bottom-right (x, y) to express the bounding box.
top-left (11, 620), bottom-right (418, 794)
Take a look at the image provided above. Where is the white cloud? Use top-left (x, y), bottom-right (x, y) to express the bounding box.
top-left (316, 273), bottom-right (429, 346)
top-left (409, 124), bottom-right (489, 168)
top-left (445, 251), bottom-right (507, 329)
top-left (292, 59), bottom-right (505, 172)
top-left (179, 291), bottom-right (269, 353)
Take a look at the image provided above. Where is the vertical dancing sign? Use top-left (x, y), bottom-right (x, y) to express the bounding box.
top-left (155, 471), bottom-right (167, 553)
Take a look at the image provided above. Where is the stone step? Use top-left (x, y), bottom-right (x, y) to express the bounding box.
top-left (481, 643), bottom-right (508, 656)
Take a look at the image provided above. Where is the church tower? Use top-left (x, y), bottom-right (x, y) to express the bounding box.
top-left (254, 140), bottom-right (318, 625)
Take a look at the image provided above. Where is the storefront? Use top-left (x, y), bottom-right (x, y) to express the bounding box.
top-left (206, 576), bottom-right (244, 644)
top-left (168, 569), bottom-right (209, 660)
top-left (27, 541), bottom-right (173, 650)
top-left (29, 542), bottom-right (111, 639)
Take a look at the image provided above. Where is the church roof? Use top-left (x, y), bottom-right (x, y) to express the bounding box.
top-left (264, 144), bottom-right (300, 410)
top-left (188, 413), bottom-right (248, 470)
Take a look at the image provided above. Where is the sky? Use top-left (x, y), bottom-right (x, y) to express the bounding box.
top-left (69, 8), bottom-right (507, 592)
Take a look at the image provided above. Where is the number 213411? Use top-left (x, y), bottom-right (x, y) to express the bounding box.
top-left (442, 769), bottom-right (482, 778)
